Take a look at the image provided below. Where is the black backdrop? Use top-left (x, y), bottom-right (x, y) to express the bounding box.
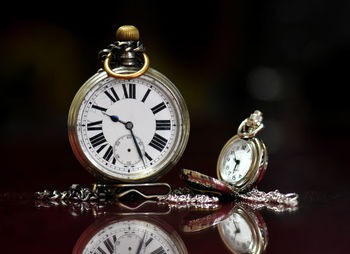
top-left (1, 0), bottom-right (349, 201)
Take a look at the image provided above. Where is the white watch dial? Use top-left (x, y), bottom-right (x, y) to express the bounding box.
top-left (82, 219), bottom-right (181, 254)
top-left (220, 139), bottom-right (253, 184)
top-left (220, 213), bottom-right (253, 253)
top-left (75, 75), bottom-right (181, 181)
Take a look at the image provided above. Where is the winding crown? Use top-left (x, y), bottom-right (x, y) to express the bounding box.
top-left (115, 25), bottom-right (140, 41)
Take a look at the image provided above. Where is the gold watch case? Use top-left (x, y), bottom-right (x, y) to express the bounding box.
top-left (68, 67), bottom-right (190, 183)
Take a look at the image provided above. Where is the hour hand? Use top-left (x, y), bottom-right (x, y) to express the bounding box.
top-left (102, 112), bottom-right (126, 124)
top-left (233, 151), bottom-right (240, 164)
top-left (232, 151), bottom-right (240, 171)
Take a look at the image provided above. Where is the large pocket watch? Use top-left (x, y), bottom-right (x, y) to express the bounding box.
top-left (217, 110), bottom-right (268, 193)
top-left (68, 25), bottom-right (190, 183)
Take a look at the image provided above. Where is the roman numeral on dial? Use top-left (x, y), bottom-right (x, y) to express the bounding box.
top-left (141, 88), bottom-right (151, 102)
top-left (96, 246), bottom-right (107, 254)
top-left (104, 87), bottom-right (119, 103)
top-left (155, 120), bottom-right (171, 130)
top-left (92, 105), bottom-right (107, 112)
top-left (87, 120), bottom-right (102, 131)
top-left (122, 83), bottom-right (136, 99)
top-left (96, 236), bottom-right (115, 254)
top-left (145, 152), bottom-right (153, 162)
top-left (145, 237), bottom-right (153, 247)
top-left (149, 133), bottom-right (168, 152)
top-left (103, 145), bottom-right (114, 162)
top-left (96, 238), bottom-right (114, 254)
top-left (89, 132), bottom-right (107, 148)
top-left (150, 246), bottom-right (166, 254)
top-left (151, 102), bottom-right (166, 114)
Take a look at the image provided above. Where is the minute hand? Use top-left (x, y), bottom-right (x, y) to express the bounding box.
top-left (131, 129), bottom-right (146, 166)
top-left (125, 122), bottom-right (146, 167)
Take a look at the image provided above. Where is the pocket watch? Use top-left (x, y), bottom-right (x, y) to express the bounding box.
top-left (217, 110), bottom-right (268, 193)
top-left (73, 216), bottom-right (188, 254)
top-left (68, 25), bottom-right (190, 183)
top-left (218, 204), bottom-right (268, 254)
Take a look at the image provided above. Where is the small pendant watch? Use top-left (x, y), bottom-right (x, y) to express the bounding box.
top-left (217, 110), bottom-right (268, 193)
top-left (180, 111), bottom-right (298, 210)
top-left (68, 25), bottom-right (190, 183)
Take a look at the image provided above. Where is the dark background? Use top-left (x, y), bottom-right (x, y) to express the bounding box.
top-left (1, 0), bottom-right (350, 253)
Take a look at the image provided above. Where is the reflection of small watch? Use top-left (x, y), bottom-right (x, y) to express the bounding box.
top-left (217, 110), bottom-right (268, 193)
top-left (218, 204), bottom-right (268, 254)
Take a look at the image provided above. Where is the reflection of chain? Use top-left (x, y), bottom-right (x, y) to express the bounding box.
top-left (35, 185), bottom-right (298, 213)
top-left (35, 199), bottom-right (110, 217)
top-left (237, 188), bottom-right (299, 212)
top-left (35, 184), bottom-right (115, 201)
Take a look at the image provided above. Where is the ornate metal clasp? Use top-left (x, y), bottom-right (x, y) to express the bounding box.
top-left (94, 182), bottom-right (172, 200)
top-left (99, 25), bottom-right (150, 79)
top-left (237, 110), bottom-right (264, 139)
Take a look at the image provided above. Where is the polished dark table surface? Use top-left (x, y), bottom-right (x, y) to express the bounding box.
top-left (1, 122), bottom-right (349, 254)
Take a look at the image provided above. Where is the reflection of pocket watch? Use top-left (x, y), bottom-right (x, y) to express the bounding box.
top-left (72, 216), bottom-right (188, 254)
top-left (217, 110), bottom-right (268, 193)
top-left (218, 204), bottom-right (268, 254)
top-left (68, 25), bottom-right (190, 183)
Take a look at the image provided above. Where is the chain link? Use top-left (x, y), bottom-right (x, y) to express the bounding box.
top-left (237, 188), bottom-right (299, 212)
top-left (35, 185), bottom-right (298, 213)
top-left (98, 40), bottom-right (145, 64)
top-left (157, 187), bottom-right (220, 210)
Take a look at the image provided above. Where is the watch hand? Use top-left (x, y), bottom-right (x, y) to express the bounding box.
top-left (232, 151), bottom-right (240, 171)
top-left (102, 112), bottom-right (126, 124)
top-left (102, 112), bottom-right (146, 166)
top-left (136, 231), bottom-right (146, 254)
top-left (234, 160), bottom-right (240, 171)
top-left (233, 220), bottom-right (241, 234)
top-left (125, 122), bottom-right (146, 167)
top-left (233, 162), bottom-right (238, 172)
top-left (130, 129), bottom-right (146, 167)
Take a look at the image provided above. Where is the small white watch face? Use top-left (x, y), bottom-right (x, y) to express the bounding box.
top-left (219, 213), bottom-right (253, 253)
top-left (220, 139), bottom-right (253, 185)
top-left (82, 219), bottom-right (182, 254)
top-left (74, 73), bottom-right (185, 181)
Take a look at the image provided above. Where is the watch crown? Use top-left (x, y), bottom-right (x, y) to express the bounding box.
top-left (115, 25), bottom-right (140, 41)
top-left (247, 110), bottom-right (263, 127)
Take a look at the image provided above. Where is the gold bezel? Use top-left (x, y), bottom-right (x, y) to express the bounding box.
top-left (218, 204), bottom-right (268, 254)
top-left (68, 67), bottom-right (190, 183)
top-left (216, 135), bottom-right (268, 193)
